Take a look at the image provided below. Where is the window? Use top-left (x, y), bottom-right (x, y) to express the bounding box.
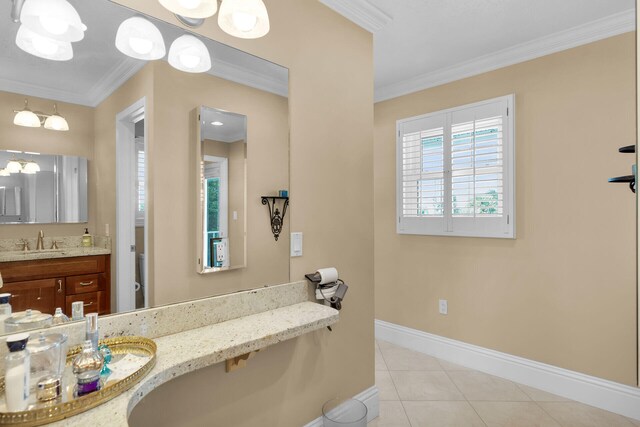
top-left (135, 139), bottom-right (145, 226)
top-left (397, 94), bottom-right (515, 238)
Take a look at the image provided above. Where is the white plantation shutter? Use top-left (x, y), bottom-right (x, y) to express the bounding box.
top-left (135, 140), bottom-right (145, 224)
top-left (397, 95), bottom-right (514, 238)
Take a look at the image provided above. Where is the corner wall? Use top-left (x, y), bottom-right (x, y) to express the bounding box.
top-left (374, 33), bottom-right (636, 385)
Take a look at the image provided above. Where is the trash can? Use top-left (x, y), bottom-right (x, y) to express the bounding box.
top-left (322, 398), bottom-right (367, 427)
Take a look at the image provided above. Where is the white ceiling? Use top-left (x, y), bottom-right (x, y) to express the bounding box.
top-left (320, 0), bottom-right (635, 102)
top-left (201, 107), bottom-right (246, 143)
top-left (0, 0), bottom-right (288, 107)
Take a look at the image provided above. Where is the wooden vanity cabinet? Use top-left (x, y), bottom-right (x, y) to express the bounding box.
top-left (0, 255), bottom-right (111, 316)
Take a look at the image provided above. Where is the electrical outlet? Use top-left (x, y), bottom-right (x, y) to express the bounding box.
top-left (439, 299), bottom-right (448, 315)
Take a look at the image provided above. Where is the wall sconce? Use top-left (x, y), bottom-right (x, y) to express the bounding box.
top-left (13, 99), bottom-right (69, 131)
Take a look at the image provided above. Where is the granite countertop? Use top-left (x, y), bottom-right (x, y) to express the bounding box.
top-left (0, 247), bottom-right (111, 262)
top-left (0, 235), bottom-right (111, 262)
top-left (50, 301), bottom-right (339, 426)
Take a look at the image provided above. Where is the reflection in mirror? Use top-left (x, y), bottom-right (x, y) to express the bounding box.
top-left (0, 0), bottom-right (289, 337)
top-left (0, 151), bottom-right (87, 224)
top-left (199, 108), bottom-right (247, 272)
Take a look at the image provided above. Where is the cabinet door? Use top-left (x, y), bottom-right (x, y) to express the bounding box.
top-left (1, 278), bottom-right (65, 315)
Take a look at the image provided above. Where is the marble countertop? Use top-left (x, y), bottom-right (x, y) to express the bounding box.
top-left (49, 301), bottom-right (339, 426)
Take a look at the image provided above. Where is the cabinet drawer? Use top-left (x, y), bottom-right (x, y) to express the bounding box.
top-left (66, 274), bottom-right (103, 295)
top-left (0, 256), bottom-right (106, 283)
top-left (65, 291), bottom-right (106, 315)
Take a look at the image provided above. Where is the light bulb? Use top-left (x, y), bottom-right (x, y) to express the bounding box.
top-left (129, 37), bottom-right (153, 55)
top-left (232, 11), bottom-right (257, 32)
top-left (44, 115), bottom-right (69, 131)
top-left (39, 15), bottom-right (69, 35)
top-left (32, 34), bottom-right (59, 55)
top-left (0, 169), bottom-right (10, 177)
top-left (178, 0), bottom-right (202, 9)
top-left (179, 53), bottom-right (201, 69)
top-left (22, 162), bottom-right (40, 174)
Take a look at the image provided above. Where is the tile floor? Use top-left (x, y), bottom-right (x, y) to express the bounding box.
top-left (370, 340), bottom-right (640, 427)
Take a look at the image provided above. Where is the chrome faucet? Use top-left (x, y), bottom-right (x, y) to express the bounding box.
top-left (36, 230), bottom-right (44, 250)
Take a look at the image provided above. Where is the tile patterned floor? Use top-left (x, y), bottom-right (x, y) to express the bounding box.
top-left (370, 340), bottom-right (640, 427)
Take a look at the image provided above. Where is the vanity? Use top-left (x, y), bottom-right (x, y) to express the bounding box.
top-left (0, 253), bottom-right (111, 316)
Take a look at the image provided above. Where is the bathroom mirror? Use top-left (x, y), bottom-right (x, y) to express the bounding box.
top-left (0, 150), bottom-right (88, 224)
top-left (197, 107), bottom-right (247, 273)
top-left (0, 0), bottom-right (290, 335)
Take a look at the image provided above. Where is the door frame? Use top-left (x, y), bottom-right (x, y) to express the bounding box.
top-left (115, 97), bottom-right (148, 313)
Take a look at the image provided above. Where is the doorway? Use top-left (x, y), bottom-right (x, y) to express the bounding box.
top-left (115, 98), bottom-right (148, 312)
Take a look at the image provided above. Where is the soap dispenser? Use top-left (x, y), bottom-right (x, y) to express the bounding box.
top-left (82, 228), bottom-right (93, 247)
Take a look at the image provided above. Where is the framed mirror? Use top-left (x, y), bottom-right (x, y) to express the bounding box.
top-left (197, 108), bottom-right (247, 273)
top-left (0, 0), bottom-right (290, 336)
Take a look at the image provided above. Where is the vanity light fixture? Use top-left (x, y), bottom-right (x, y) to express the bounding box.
top-left (5, 159), bottom-right (39, 174)
top-left (168, 34), bottom-right (211, 73)
top-left (43, 104), bottom-right (69, 131)
top-left (13, 99), bottom-right (70, 131)
top-left (13, 99), bottom-right (41, 127)
top-left (218, 0), bottom-right (270, 39)
top-left (211, 121), bottom-right (223, 126)
top-left (15, 25), bottom-right (73, 61)
top-left (19, 0), bottom-right (87, 42)
top-left (115, 17), bottom-right (166, 61)
top-left (158, 0), bottom-right (218, 19)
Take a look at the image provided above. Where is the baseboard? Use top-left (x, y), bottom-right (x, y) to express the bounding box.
top-left (375, 319), bottom-right (640, 421)
top-left (302, 385), bottom-right (379, 427)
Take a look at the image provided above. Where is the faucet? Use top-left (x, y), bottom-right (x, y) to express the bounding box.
top-left (36, 230), bottom-right (44, 250)
top-left (17, 239), bottom-right (29, 252)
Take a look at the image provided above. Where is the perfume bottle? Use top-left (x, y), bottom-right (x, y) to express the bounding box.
top-left (85, 313), bottom-right (99, 350)
top-left (5, 333), bottom-right (30, 412)
top-left (72, 340), bottom-right (103, 397)
top-left (52, 308), bottom-right (69, 325)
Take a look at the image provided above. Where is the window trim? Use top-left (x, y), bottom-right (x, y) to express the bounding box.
top-left (396, 94), bottom-right (516, 239)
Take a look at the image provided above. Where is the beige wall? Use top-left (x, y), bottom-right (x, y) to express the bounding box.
top-left (110, 0), bottom-right (374, 425)
top-left (375, 33), bottom-right (636, 385)
top-left (94, 62), bottom-right (155, 310)
top-left (151, 60), bottom-right (288, 304)
top-left (228, 140), bottom-right (246, 268)
top-left (0, 91), bottom-right (96, 239)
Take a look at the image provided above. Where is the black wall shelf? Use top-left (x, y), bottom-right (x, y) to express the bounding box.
top-left (261, 196), bottom-right (289, 241)
top-left (608, 145), bottom-right (636, 193)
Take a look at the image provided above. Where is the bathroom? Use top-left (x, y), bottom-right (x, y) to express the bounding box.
top-left (0, 0), bottom-right (637, 426)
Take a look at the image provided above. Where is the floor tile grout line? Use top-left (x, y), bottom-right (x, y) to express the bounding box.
top-left (441, 368), bottom-right (489, 427)
top-left (398, 400), bottom-right (415, 427)
top-left (531, 400), bottom-right (566, 427)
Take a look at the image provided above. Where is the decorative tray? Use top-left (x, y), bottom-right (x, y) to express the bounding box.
top-left (0, 336), bottom-right (156, 426)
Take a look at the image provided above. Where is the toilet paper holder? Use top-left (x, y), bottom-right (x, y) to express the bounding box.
top-left (305, 268), bottom-right (348, 311)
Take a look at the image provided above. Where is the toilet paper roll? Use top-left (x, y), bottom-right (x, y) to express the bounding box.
top-left (317, 267), bottom-right (339, 285)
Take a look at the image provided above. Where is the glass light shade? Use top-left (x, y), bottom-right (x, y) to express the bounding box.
top-left (168, 35), bottom-right (211, 73)
top-left (20, 0), bottom-right (87, 42)
top-left (14, 108), bottom-right (41, 128)
top-left (6, 161), bottom-right (23, 174)
top-left (16, 25), bottom-right (73, 61)
top-left (0, 169), bottom-right (10, 177)
top-left (44, 114), bottom-right (69, 131)
top-left (22, 162), bottom-right (40, 174)
top-left (218, 0), bottom-right (269, 39)
top-left (158, 0), bottom-right (217, 19)
top-left (115, 17), bottom-right (166, 61)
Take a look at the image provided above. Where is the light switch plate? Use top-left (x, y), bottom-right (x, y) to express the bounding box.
top-left (291, 232), bottom-right (303, 257)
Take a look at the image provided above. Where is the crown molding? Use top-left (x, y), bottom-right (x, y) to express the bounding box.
top-left (208, 58), bottom-right (288, 98)
top-left (0, 76), bottom-right (94, 107)
top-left (375, 9), bottom-right (636, 103)
top-left (87, 59), bottom-right (146, 107)
top-left (319, 0), bottom-right (392, 33)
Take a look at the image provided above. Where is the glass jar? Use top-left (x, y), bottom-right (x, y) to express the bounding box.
top-left (5, 309), bottom-right (52, 333)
